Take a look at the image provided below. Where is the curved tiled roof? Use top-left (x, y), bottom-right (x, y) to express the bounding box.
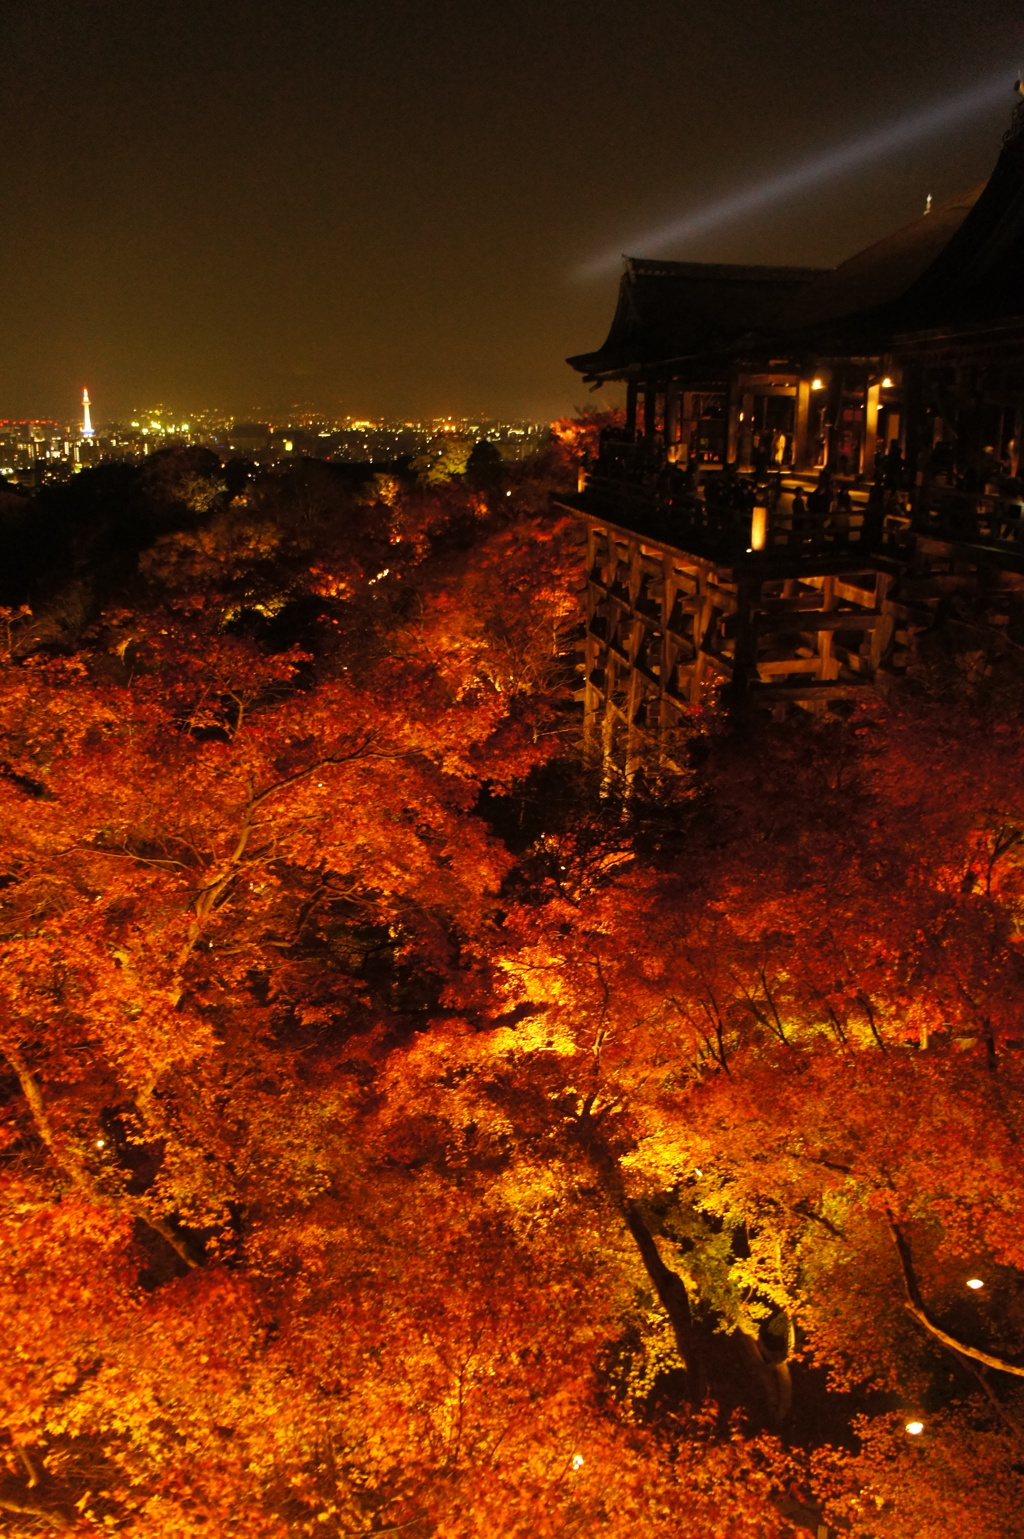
top-left (567, 259), bottom-right (825, 377)
top-left (896, 121), bottom-right (1024, 326)
top-left (783, 184), bottom-right (982, 334)
top-left (568, 104), bottom-right (1024, 376)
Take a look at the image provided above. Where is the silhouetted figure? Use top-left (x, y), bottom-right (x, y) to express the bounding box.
top-left (884, 441), bottom-right (905, 490)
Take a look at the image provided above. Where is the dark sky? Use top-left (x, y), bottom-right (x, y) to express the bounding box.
top-left (1, 0), bottom-right (1022, 424)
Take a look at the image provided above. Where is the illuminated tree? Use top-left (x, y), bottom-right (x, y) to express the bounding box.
top-left (2, 451), bottom-right (1023, 1536)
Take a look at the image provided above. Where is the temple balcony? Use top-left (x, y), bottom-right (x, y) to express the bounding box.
top-left (564, 445), bottom-right (1024, 573)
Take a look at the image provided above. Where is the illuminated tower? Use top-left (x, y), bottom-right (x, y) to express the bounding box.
top-left (81, 388), bottom-right (95, 438)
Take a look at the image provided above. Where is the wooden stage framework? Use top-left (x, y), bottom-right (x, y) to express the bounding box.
top-left (562, 87), bottom-right (1024, 771)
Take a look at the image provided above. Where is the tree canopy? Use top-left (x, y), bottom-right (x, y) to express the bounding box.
top-left (1, 447), bottom-right (1023, 1536)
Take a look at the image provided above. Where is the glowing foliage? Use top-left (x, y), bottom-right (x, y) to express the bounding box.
top-left (1, 458), bottom-right (1023, 1534)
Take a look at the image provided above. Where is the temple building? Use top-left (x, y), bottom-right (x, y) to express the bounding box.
top-left (560, 85), bottom-right (1024, 770)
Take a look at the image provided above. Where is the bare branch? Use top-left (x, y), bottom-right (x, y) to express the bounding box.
top-left (887, 1215), bottom-right (1024, 1378)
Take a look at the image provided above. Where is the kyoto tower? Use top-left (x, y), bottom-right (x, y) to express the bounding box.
top-left (81, 387), bottom-right (95, 438)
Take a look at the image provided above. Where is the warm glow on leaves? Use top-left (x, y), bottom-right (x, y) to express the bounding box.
top-left (0, 454), bottom-right (1022, 1534)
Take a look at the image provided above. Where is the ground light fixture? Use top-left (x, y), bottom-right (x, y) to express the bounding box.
top-left (905, 1420), bottom-right (925, 1436)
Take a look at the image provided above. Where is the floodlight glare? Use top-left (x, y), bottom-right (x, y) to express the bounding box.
top-left (576, 72), bottom-right (1012, 280)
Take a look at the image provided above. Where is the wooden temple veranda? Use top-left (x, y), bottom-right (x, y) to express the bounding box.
top-left (558, 86), bottom-right (1024, 773)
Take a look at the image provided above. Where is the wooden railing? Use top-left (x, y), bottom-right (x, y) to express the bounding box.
top-left (579, 457), bottom-right (1024, 564)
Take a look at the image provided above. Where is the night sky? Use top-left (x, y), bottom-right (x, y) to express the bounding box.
top-left (1, 0), bottom-right (1021, 424)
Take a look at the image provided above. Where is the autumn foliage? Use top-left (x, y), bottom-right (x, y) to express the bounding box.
top-left (1, 448), bottom-right (1023, 1536)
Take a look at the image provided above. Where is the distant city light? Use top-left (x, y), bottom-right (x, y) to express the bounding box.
top-left (0, 405), bottom-right (545, 484)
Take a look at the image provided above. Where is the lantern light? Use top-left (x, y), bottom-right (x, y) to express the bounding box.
top-left (811, 378), bottom-right (825, 391)
top-left (881, 376), bottom-right (894, 388)
top-left (571, 1453), bottom-right (585, 1470)
top-left (967, 1278), bottom-right (984, 1290)
top-left (905, 1420), bottom-right (925, 1436)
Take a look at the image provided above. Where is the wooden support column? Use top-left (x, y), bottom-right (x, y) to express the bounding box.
top-left (817, 575), bottom-right (838, 682)
top-left (644, 381), bottom-right (657, 438)
top-left (728, 579), bottom-right (760, 707)
top-left (824, 372), bottom-right (843, 470)
top-left (870, 571), bottom-right (895, 674)
top-left (582, 525), bottom-right (599, 755)
top-left (665, 385), bottom-right (680, 462)
top-left (680, 391), bottom-right (695, 465)
top-left (794, 377), bottom-right (813, 471)
top-left (740, 391), bottom-right (755, 469)
top-left (862, 381), bottom-right (881, 479)
top-left (726, 371), bottom-right (742, 465)
top-left (626, 380), bottom-right (638, 438)
top-left (691, 575), bottom-right (712, 703)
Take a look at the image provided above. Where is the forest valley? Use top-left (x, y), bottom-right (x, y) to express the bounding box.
top-left (1, 426), bottom-right (1024, 1539)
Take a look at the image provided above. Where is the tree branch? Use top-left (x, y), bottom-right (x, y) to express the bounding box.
top-left (0, 1493), bottom-right (68, 1528)
top-left (887, 1215), bottom-right (1024, 1378)
top-left (1, 1041), bottom-right (198, 1270)
top-left (622, 1201), bottom-right (705, 1402)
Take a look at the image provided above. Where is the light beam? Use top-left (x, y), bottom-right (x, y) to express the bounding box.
top-left (575, 74), bottom-right (1014, 281)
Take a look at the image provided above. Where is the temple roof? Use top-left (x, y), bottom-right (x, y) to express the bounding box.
top-left (568, 101), bottom-right (1024, 377)
top-left (895, 116), bottom-right (1024, 328)
top-left (781, 183), bottom-right (982, 337)
top-left (566, 259), bottom-right (825, 377)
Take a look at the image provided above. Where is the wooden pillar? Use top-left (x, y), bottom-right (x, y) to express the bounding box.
top-left (582, 523), bottom-right (603, 758)
top-left (818, 575), bottom-right (838, 682)
top-left (679, 390), bottom-right (695, 465)
top-left (728, 579), bottom-right (760, 708)
top-left (643, 381), bottom-right (657, 438)
top-left (740, 391), bottom-right (755, 469)
top-left (726, 371), bottom-right (742, 465)
top-left (691, 574), bottom-right (711, 703)
top-left (862, 381), bottom-right (881, 479)
top-left (626, 380), bottom-right (638, 438)
top-left (824, 372), bottom-right (843, 470)
top-left (794, 377), bottom-right (813, 470)
top-left (665, 385), bottom-right (679, 462)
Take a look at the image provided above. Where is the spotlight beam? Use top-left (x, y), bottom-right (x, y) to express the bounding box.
top-left (575, 73), bottom-right (1013, 281)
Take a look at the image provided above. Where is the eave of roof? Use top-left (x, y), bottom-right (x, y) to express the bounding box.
top-left (567, 107), bottom-right (1024, 376)
top-left (567, 259), bottom-right (827, 377)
